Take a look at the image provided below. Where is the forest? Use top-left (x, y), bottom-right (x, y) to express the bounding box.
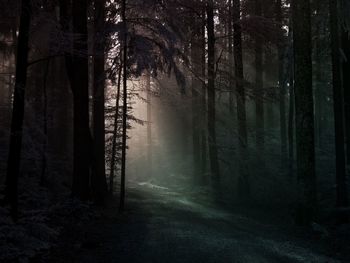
top-left (0, 0), bottom-right (350, 262)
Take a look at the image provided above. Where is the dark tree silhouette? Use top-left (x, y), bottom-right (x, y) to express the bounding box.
top-left (329, 0), bottom-right (348, 212)
top-left (233, 0), bottom-right (249, 199)
top-left (292, 0), bottom-right (317, 225)
top-left (119, 0), bottom-right (127, 211)
top-left (254, 0), bottom-right (264, 152)
top-left (4, 0), bottom-right (31, 221)
top-left (71, 0), bottom-right (91, 200)
top-left (206, 0), bottom-right (221, 192)
top-left (92, 0), bottom-right (108, 205)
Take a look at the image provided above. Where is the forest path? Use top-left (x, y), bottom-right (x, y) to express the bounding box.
top-left (51, 181), bottom-right (340, 263)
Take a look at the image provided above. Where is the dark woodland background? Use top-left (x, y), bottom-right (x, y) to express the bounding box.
top-left (0, 0), bottom-right (350, 262)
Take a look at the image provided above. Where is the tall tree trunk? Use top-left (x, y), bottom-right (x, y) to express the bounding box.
top-left (8, 23), bottom-right (18, 119)
top-left (314, 53), bottom-right (323, 145)
top-left (233, 0), bottom-right (249, 199)
top-left (228, 0), bottom-right (234, 113)
top-left (276, 0), bottom-right (287, 159)
top-left (59, 0), bottom-right (73, 83)
top-left (191, 16), bottom-right (201, 181)
top-left (119, 0), bottom-right (127, 211)
top-left (71, 0), bottom-right (91, 200)
top-left (287, 14), bottom-right (295, 174)
top-left (342, 22), bottom-right (350, 168)
top-left (288, 72), bottom-right (295, 173)
top-left (200, 6), bottom-right (207, 178)
top-left (41, 60), bottom-right (50, 185)
top-left (255, 0), bottom-right (264, 151)
top-left (4, 0), bottom-right (31, 221)
top-left (146, 72), bottom-right (153, 177)
top-left (206, 0), bottom-right (220, 191)
top-left (92, 0), bottom-right (108, 205)
top-left (109, 63), bottom-right (122, 195)
top-left (329, 0), bottom-right (348, 210)
top-left (314, 1), bottom-right (323, 146)
top-left (292, 0), bottom-right (317, 225)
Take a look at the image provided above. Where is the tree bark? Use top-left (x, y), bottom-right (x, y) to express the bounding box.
top-left (92, 0), bottom-right (108, 205)
top-left (233, 0), bottom-right (249, 199)
top-left (71, 0), bottom-right (91, 200)
top-left (191, 15), bottom-right (201, 181)
top-left (146, 72), bottom-right (153, 178)
top-left (4, 0), bottom-right (31, 221)
top-left (276, 0), bottom-right (287, 159)
top-left (109, 63), bottom-right (122, 195)
top-left (287, 13), bottom-right (295, 174)
top-left (288, 73), bottom-right (295, 173)
top-left (40, 60), bottom-right (50, 185)
top-left (342, 22), bottom-right (350, 168)
top-left (228, 0), bottom-right (234, 114)
top-left (206, 0), bottom-right (221, 191)
top-left (329, 0), bottom-right (348, 210)
top-left (119, 0), bottom-right (127, 211)
top-left (292, 0), bottom-right (317, 225)
top-left (255, 0), bottom-right (264, 151)
top-left (314, 0), bottom-right (323, 146)
top-left (200, 5), bottom-right (207, 178)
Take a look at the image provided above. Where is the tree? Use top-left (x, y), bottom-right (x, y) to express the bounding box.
top-left (190, 13), bottom-right (202, 181)
top-left (329, 0), bottom-right (348, 211)
top-left (4, 0), bottom-right (31, 221)
top-left (276, 0), bottom-right (287, 159)
top-left (206, 0), bottom-right (221, 192)
top-left (313, 0), bottom-right (325, 145)
top-left (200, 4), bottom-right (207, 177)
top-left (109, 62), bottom-right (122, 195)
top-left (287, 10), bottom-right (295, 173)
top-left (254, 0), bottom-right (264, 152)
top-left (146, 71), bottom-right (153, 178)
top-left (233, 0), bottom-right (249, 198)
top-left (71, 0), bottom-right (91, 200)
top-left (228, 0), bottom-right (234, 113)
top-left (292, 0), bottom-right (317, 225)
top-left (342, 4), bottom-right (350, 167)
top-left (92, 0), bottom-right (108, 204)
top-left (119, 0), bottom-right (127, 211)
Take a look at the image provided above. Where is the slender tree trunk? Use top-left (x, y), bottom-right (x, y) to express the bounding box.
top-left (206, 0), bottom-right (220, 191)
top-left (8, 23), bottom-right (18, 117)
top-left (191, 16), bottom-right (201, 181)
top-left (314, 1), bottom-right (323, 146)
top-left (233, 0), bottom-right (249, 199)
top-left (288, 70), bottom-right (295, 174)
top-left (287, 15), bottom-right (295, 174)
top-left (109, 63), bottom-right (122, 195)
top-left (119, 0), bottom-right (127, 211)
top-left (288, 76), bottom-right (295, 171)
top-left (92, 0), bottom-right (108, 205)
top-left (342, 23), bottom-right (350, 168)
top-left (59, 0), bottom-right (73, 83)
top-left (292, 0), bottom-right (317, 225)
top-left (4, 0), bottom-right (31, 221)
top-left (228, 0), bottom-right (234, 113)
top-left (276, 0), bottom-right (287, 159)
top-left (200, 6), bottom-right (207, 178)
top-left (255, 0), bottom-right (264, 152)
top-left (41, 60), bottom-right (50, 185)
top-left (329, 0), bottom-right (348, 210)
top-left (71, 0), bottom-right (91, 200)
top-left (314, 54), bottom-right (323, 145)
top-left (146, 72), bottom-right (152, 177)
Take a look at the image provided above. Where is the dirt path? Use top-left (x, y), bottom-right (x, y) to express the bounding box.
top-left (48, 182), bottom-right (343, 263)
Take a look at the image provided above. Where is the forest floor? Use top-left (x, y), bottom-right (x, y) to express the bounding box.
top-left (47, 181), bottom-right (349, 263)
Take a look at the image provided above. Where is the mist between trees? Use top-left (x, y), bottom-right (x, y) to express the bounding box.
top-left (0, 0), bottom-right (350, 261)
